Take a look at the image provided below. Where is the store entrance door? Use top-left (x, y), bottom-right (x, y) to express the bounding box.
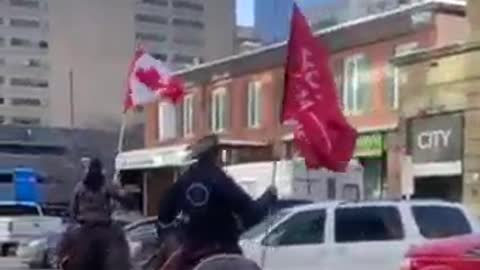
top-left (413, 176), bottom-right (463, 202)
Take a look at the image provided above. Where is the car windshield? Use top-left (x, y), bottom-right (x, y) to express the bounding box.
top-left (0, 205), bottom-right (39, 216)
top-left (241, 209), bottom-right (291, 240)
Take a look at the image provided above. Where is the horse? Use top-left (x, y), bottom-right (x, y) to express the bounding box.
top-left (140, 229), bottom-right (261, 270)
top-left (56, 223), bottom-right (131, 270)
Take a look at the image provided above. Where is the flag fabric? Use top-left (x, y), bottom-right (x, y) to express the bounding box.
top-left (124, 49), bottom-right (185, 112)
top-left (282, 4), bottom-right (357, 172)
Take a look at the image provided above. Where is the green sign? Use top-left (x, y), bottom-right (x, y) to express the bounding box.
top-left (355, 133), bottom-right (384, 157)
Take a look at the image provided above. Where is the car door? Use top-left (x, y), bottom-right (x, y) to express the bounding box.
top-left (328, 205), bottom-right (410, 270)
top-left (260, 209), bottom-right (328, 270)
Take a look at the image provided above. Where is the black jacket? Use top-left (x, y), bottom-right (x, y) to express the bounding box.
top-left (157, 159), bottom-right (277, 245)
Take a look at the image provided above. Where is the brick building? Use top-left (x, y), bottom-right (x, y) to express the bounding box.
top-left (117, 0), bottom-right (468, 215)
top-left (392, 0), bottom-right (480, 214)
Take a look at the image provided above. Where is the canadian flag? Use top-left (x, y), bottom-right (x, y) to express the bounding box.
top-left (124, 49), bottom-right (185, 112)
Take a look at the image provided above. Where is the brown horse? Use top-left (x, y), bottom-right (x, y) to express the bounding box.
top-left (57, 224), bottom-right (131, 270)
top-left (141, 229), bottom-right (261, 270)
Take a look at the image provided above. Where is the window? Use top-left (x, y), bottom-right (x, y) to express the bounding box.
top-left (158, 102), bottom-right (177, 140)
top-left (0, 18), bottom-right (3, 25)
top-left (211, 87), bottom-right (227, 132)
top-left (263, 210), bottom-right (326, 246)
top-left (335, 206), bottom-right (404, 243)
top-left (9, 0), bottom-right (39, 8)
top-left (173, 37), bottom-right (204, 47)
top-left (0, 76), bottom-right (4, 85)
top-left (0, 116), bottom-right (4, 124)
top-left (183, 94), bottom-right (194, 136)
top-left (333, 58), bottom-right (344, 104)
top-left (173, 54), bottom-right (195, 64)
top-left (172, 1), bottom-right (204, 11)
top-left (247, 81), bottom-right (262, 128)
top-left (135, 14), bottom-right (168, 25)
top-left (11, 117), bottom-right (41, 125)
top-left (242, 209), bottom-right (291, 240)
top-left (172, 18), bottom-right (204, 29)
top-left (10, 97), bottom-right (42, 106)
top-left (0, 97), bottom-right (4, 105)
top-left (135, 32), bottom-right (167, 42)
top-left (152, 53), bottom-right (167, 62)
top-left (386, 42), bottom-right (419, 109)
top-left (10, 18), bottom-right (40, 28)
top-left (142, 0), bottom-right (168, 6)
top-left (327, 178), bottom-right (336, 200)
top-left (10, 77), bottom-right (48, 88)
top-left (412, 206), bottom-right (472, 239)
top-left (0, 205), bottom-right (39, 216)
top-left (343, 54), bottom-right (372, 113)
top-left (0, 37), bottom-right (4, 47)
top-left (10, 37), bottom-right (33, 48)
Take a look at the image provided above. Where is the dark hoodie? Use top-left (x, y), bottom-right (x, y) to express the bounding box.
top-left (70, 159), bottom-right (125, 224)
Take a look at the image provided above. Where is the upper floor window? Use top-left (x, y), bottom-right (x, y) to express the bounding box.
top-left (182, 94), bottom-right (194, 136)
top-left (0, 97), bottom-right (4, 105)
top-left (135, 14), bottom-right (168, 25)
top-left (135, 32), bottom-right (167, 43)
top-left (141, 0), bottom-right (168, 6)
top-left (211, 87), bottom-right (227, 133)
top-left (173, 54), bottom-right (196, 65)
top-left (10, 77), bottom-right (48, 88)
top-left (0, 18), bottom-right (4, 25)
top-left (9, 0), bottom-right (39, 8)
top-left (11, 116), bottom-right (41, 126)
top-left (172, 18), bottom-right (204, 29)
top-left (10, 97), bottom-right (42, 106)
top-left (0, 76), bottom-right (4, 85)
top-left (172, 1), bottom-right (204, 11)
top-left (158, 102), bottom-right (176, 141)
top-left (0, 37), bottom-right (5, 48)
top-left (247, 81), bottom-right (262, 128)
top-left (343, 54), bottom-right (372, 114)
top-left (173, 37), bottom-right (204, 47)
top-left (10, 37), bottom-right (48, 49)
top-left (10, 18), bottom-right (40, 28)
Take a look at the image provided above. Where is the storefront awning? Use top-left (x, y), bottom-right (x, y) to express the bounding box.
top-left (115, 144), bottom-right (191, 171)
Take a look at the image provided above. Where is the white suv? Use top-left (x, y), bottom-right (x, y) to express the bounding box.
top-left (240, 200), bottom-right (480, 270)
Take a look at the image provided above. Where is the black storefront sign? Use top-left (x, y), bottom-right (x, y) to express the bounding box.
top-left (408, 114), bottom-right (463, 164)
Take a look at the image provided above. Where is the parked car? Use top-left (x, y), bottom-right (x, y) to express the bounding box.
top-left (0, 201), bottom-right (63, 256)
top-left (17, 212), bottom-right (143, 269)
top-left (240, 200), bottom-right (480, 270)
top-left (401, 234), bottom-right (480, 270)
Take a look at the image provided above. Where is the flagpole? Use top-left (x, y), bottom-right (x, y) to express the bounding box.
top-left (114, 112), bottom-right (128, 184)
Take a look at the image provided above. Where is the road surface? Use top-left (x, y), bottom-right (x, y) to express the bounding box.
top-left (0, 257), bottom-right (50, 270)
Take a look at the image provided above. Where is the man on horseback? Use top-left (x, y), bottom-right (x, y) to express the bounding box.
top-left (57, 158), bottom-right (131, 270)
top-left (156, 135), bottom-right (278, 270)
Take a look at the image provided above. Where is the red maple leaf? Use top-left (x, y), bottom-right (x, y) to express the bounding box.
top-left (135, 67), bottom-right (165, 90)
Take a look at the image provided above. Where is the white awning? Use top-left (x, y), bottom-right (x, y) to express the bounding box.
top-left (219, 139), bottom-right (268, 146)
top-left (115, 144), bottom-right (191, 171)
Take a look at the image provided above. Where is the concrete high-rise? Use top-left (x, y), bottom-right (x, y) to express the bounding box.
top-left (0, 0), bottom-right (236, 129)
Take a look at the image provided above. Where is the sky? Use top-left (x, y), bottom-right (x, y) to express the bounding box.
top-left (237, 0), bottom-right (254, 26)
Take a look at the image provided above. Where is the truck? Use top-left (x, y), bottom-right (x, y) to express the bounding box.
top-left (0, 201), bottom-right (63, 256)
top-left (224, 159), bottom-right (364, 201)
top-left (0, 168), bottom-right (44, 203)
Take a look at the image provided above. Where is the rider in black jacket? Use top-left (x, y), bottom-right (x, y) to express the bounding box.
top-left (156, 135), bottom-right (277, 264)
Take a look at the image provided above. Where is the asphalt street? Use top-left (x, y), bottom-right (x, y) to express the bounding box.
top-left (0, 257), bottom-right (50, 270)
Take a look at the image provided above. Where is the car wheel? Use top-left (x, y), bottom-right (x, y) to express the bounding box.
top-left (44, 249), bottom-right (58, 269)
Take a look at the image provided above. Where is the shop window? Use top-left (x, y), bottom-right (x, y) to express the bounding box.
top-left (247, 81), bottom-right (262, 128)
top-left (158, 102), bottom-right (177, 141)
top-left (343, 54), bottom-right (372, 114)
top-left (335, 206), bottom-right (404, 243)
top-left (211, 87), bottom-right (228, 133)
top-left (182, 94), bottom-right (194, 136)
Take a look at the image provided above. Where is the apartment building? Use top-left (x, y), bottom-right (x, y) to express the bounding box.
top-left (0, 0), bottom-right (50, 126)
top-left (0, 0), bottom-right (235, 129)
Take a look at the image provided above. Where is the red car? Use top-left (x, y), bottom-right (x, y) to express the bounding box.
top-left (402, 234), bottom-right (480, 270)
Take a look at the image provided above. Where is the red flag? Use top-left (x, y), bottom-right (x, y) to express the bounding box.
top-left (124, 49), bottom-right (185, 112)
top-left (282, 4), bottom-right (357, 172)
